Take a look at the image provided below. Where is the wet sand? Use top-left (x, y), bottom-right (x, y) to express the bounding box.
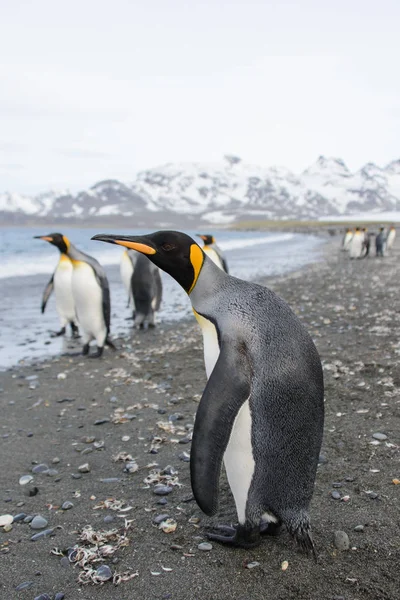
top-left (0, 241), bottom-right (399, 600)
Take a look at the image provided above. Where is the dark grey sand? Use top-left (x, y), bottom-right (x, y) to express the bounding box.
top-left (1, 242), bottom-right (399, 600)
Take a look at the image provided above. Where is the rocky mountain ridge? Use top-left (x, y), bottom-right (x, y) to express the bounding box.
top-left (2, 155), bottom-right (400, 225)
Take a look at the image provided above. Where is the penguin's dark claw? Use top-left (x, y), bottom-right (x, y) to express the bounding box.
top-left (206, 524), bottom-right (261, 548)
top-left (88, 346), bottom-right (104, 359)
top-left (51, 327), bottom-right (66, 338)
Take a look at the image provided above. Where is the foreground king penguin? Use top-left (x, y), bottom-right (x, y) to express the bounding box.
top-left (93, 231), bottom-right (324, 553)
top-left (37, 233), bottom-right (114, 357)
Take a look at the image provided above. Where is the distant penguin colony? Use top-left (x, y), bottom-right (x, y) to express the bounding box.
top-left (342, 225), bottom-right (396, 259)
top-left (36, 233), bottom-right (115, 358)
top-left (197, 234), bottom-right (229, 273)
top-left (93, 230), bottom-right (324, 554)
top-left (35, 234), bottom-right (79, 338)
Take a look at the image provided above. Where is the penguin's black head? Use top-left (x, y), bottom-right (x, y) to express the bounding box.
top-left (197, 234), bottom-right (215, 246)
top-left (34, 233), bottom-right (70, 254)
top-left (92, 230), bottom-right (204, 294)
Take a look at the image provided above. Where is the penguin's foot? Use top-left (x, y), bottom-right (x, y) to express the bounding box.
top-left (260, 520), bottom-right (283, 537)
top-left (82, 343), bottom-right (90, 356)
top-left (70, 323), bottom-right (80, 338)
top-left (51, 327), bottom-right (66, 338)
top-left (206, 523), bottom-right (261, 549)
top-left (88, 346), bottom-right (104, 359)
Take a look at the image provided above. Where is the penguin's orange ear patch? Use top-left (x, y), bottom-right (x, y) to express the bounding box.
top-left (188, 244), bottom-right (204, 294)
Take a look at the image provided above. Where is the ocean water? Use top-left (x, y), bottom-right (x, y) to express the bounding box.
top-left (0, 227), bottom-right (324, 368)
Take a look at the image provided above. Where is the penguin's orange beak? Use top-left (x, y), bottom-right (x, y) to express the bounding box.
top-left (91, 234), bottom-right (156, 255)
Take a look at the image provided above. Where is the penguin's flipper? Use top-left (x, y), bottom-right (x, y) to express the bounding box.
top-left (190, 340), bottom-right (251, 517)
top-left (41, 273), bottom-right (54, 313)
top-left (221, 255), bottom-right (229, 274)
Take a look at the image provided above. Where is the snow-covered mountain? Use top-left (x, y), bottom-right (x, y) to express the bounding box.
top-left (2, 155), bottom-right (400, 225)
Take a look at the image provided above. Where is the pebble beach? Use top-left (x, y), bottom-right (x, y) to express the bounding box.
top-left (0, 238), bottom-right (399, 600)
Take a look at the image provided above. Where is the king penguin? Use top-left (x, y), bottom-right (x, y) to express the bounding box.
top-left (92, 231), bottom-right (324, 554)
top-left (34, 233), bottom-right (79, 337)
top-left (120, 249), bottom-right (138, 309)
top-left (131, 254), bottom-right (163, 329)
top-left (196, 234), bottom-right (229, 273)
top-left (37, 233), bottom-right (114, 358)
top-left (386, 225), bottom-right (396, 253)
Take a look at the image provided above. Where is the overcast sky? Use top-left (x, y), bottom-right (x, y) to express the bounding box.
top-left (1, 0), bottom-right (399, 193)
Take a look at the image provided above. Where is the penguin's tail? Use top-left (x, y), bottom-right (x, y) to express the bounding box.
top-left (106, 336), bottom-right (117, 351)
top-left (284, 512), bottom-right (317, 561)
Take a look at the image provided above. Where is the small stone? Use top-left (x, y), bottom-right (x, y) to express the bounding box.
top-left (52, 457), bottom-right (60, 464)
top-left (34, 595), bottom-right (52, 600)
top-left (354, 525), bottom-right (364, 532)
top-left (24, 515), bottom-right (34, 523)
top-left (334, 530), bottom-right (350, 551)
top-left (95, 564), bottom-right (112, 581)
top-left (57, 372), bottom-right (67, 380)
top-left (100, 478), bottom-right (121, 483)
top-left (61, 501), bottom-right (73, 511)
top-left (153, 514), bottom-right (170, 524)
top-left (162, 465), bottom-right (178, 476)
top-left (198, 542), bottom-right (212, 551)
top-left (57, 397), bottom-right (75, 403)
top-left (46, 469), bottom-right (59, 477)
top-left (179, 452), bottom-right (190, 462)
top-left (15, 582), bottom-right (34, 591)
top-left (121, 436), bottom-right (130, 442)
top-left (13, 513), bottom-right (27, 522)
top-left (94, 419), bottom-right (110, 426)
top-left (93, 440), bottom-right (105, 449)
top-left (78, 463), bottom-right (90, 473)
top-left (246, 561), bottom-right (260, 569)
top-left (125, 461), bottom-right (139, 473)
top-left (367, 492), bottom-right (378, 499)
top-left (372, 432), bottom-right (388, 441)
top-left (157, 497), bottom-right (168, 505)
top-left (318, 453), bottom-right (328, 464)
top-left (104, 515), bottom-right (115, 524)
top-left (32, 464), bottom-right (49, 474)
top-left (178, 438), bottom-right (191, 444)
top-left (71, 473), bottom-right (82, 480)
top-left (55, 594), bottom-right (65, 600)
top-left (153, 485), bottom-right (173, 496)
top-left (331, 491), bottom-right (341, 500)
top-left (31, 528), bottom-right (55, 541)
top-left (24, 486), bottom-right (39, 497)
top-left (0, 514), bottom-right (13, 527)
top-left (30, 515), bottom-right (49, 530)
top-left (82, 436), bottom-right (95, 443)
top-left (19, 475), bottom-right (34, 486)
top-left (332, 482), bottom-right (342, 488)
top-left (3, 524), bottom-right (12, 532)
top-left (60, 557), bottom-right (70, 568)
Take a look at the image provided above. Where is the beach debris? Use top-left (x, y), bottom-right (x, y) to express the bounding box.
top-left (392, 479), bottom-right (400, 485)
top-left (52, 522), bottom-right (136, 585)
top-left (93, 498), bottom-right (133, 513)
top-left (281, 560), bottom-right (289, 571)
top-left (111, 407), bottom-right (137, 424)
top-left (158, 518), bottom-right (177, 533)
top-left (0, 515), bottom-right (13, 527)
top-left (354, 525), bottom-right (364, 532)
top-left (57, 372), bottom-right (67, 380)
top-left (113, 452), bottom-right (134, 462)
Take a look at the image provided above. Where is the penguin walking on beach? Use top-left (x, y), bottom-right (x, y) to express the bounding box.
top-left (197, 234), bottom-right (229, 273)
top-left (35, 234), bottom-right (79, 337)
top-left (92, 231), bottom-right (324, 554)
top-left (349, 227), bottom-right (363, 259)
top-left (120, 249), bottom-right (138, 309)
top-left (362, 228), bottom-right (370, 257)
top-left (386, 225), bottom-right (396, 253)
top-left (341, 228), bottom-right (353, 251)
top-left (376, 227), bottom-right (386, 257)
top-left (131, 254), bottom-right (163, 329)
top-left (36, 233), bottom-right (114, 357)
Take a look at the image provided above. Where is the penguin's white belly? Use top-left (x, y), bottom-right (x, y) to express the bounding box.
top-left (120, 251), bottom-right (134, 303)
top-left (350, 235), bottom-right (362, 258)
top-left (343, 233), bottom-right (352, 250)
top-left (194, 311), bottom-right (255, 525)
top-left (204, 247), bottom-right (224, 271)
top-left (54, 261), bottom-right (75, 324)
top-left (72, 262), bottom-right (105, 342)
top-left (387, 231), bottom-right (396, 249)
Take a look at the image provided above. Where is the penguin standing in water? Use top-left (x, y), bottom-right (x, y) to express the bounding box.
top-left (131, 254), bottom-right (163, 329)
top-left (37, 233), bottom-right (114, 357)
top-left (120, 249), bottom-right (138, 309)
top-left (197, 234), bottom-right (229, 273)
top-left (93, 231), bottom-right (324, 554)
top-left (349, 227), bottom-right (363, 259)
top-left (35, 234), bottom-right (79, 337)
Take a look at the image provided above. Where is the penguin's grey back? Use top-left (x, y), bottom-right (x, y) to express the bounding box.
top-left (131, 254), bottom-right (161, 317)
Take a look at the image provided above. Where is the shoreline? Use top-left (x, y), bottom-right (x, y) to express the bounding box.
top-left (1, 239), bottom-right (399, 600)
